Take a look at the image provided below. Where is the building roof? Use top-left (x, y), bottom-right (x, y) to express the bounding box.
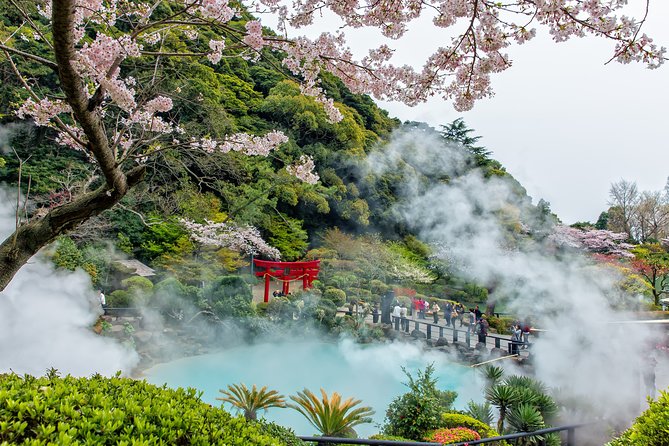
top-left (113, 259), bottom-right (155, 277)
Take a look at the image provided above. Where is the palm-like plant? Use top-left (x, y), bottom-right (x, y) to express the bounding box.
top-left (486, 384), bottom-right (521, 433)
top-left (288, 388), bottom-right (375, 437)
top-left (481, 365), bottom-right (504, 388)
top-left (506, 403), bottom-right (545, 446)
top-left (466, 401), bottom-right (494, 425)
top-left (217, 383), bottom-right (286, 421)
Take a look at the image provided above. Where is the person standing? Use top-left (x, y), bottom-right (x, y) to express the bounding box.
top-left (473, 305), bottom-right (482, 321)
top-left (400, 304), bottom-right (408, 331)
top-left (511, 324), bottom-right (522, 355)
top-left (477, 315), bottom-right (489, 345)
top-left (431, 302), bottom-right (440, 324)
top-left (98, 289), bottom-right (106, 315)
top-left (392, 303), bottom-right (402, 326)
top-left (521, 321), bottom-right (532, 349)
top-left (456, 303), bottom-right (465, 327)
top-left (444, 302), bottom-right (453, 327)
top-left (468, 308), bottom-right (476, 333)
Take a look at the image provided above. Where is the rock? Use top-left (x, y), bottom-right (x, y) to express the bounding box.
top-left (489, 347), bottom-right (507, 358)
top-left (133, 330), bottom-right (153, 344)
top-left (411, 329), bottom-right (426, 339)
top-left (435, 337), bottom-right (450, 347)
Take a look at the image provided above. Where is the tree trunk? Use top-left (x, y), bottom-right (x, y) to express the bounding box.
top-left (0, 166), bottom-right (145, 291)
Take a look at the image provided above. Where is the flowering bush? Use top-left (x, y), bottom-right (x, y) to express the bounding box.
top-left (427, 427), bottom-right (481, 444)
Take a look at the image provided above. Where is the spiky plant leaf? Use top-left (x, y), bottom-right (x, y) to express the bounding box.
top-left (217, 383), bottom-right (286, 421)
top-left (465, 401), bottom-right (494, 426)
top-left (288, 388), bottom-right (374, 437)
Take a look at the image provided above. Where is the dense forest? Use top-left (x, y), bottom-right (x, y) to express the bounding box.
top-left (1, 1), bottom-right (666, 314)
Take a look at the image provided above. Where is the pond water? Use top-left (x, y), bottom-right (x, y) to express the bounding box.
top-left (144, 338), bottom-right (482, 437)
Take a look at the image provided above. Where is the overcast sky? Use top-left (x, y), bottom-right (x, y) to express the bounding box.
top-left (371, 4), bottom-right (669, 224)
top-left (271, 2), bottom-right (669, 224)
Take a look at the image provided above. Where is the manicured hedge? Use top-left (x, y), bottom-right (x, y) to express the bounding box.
top-left (0, 372), bottom-right (295, 445)
top-left (607, 390), bottom-right (669, 445)
top-left (440, 413), bottom-right (507, 445)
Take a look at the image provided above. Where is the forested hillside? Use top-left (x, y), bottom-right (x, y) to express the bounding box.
top-left (0, 2), bottom-right (552, 301)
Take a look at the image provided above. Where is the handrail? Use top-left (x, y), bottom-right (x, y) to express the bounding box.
top-left (297, 437), bottom-right (439, 445)
top-left (298, 423), bottom-right (587, 445)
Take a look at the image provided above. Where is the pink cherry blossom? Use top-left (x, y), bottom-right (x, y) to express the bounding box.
top-left (181, 219), bottom-right (281, 259)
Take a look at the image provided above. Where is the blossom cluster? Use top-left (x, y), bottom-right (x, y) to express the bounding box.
top-left (188, 130), bottom-right (289, 156)
top-left (285, 155), bottom-right (319, 185)
top-left (427, 426), bottom-right (481, 443)
top-left (16, 98), bottom-right (71, 126)
top-left (181, 219), bottom-right (281, 259)
top-left (549, 225), bottom-right (634, 258)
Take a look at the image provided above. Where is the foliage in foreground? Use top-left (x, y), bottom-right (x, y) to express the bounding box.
top-left (288, 388), bottom-right (374, 437)
top-left (607, 391), bottom-right (669, 445)
top-left (440, 412), bottom-right (503, 442)
top-left (382, 364), bottom-right (458, 440)
top-left (426, 427), bottom-right (481, 443)
top-left (217, 383), bottom-right (287, 421)
top-left (0, 372), bottom-right (296, 445)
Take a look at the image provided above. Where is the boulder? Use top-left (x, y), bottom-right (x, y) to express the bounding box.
top-left (411, 329), bottom-right (427, 339)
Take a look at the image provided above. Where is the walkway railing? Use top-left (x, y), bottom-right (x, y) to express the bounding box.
top-left (298, 423), bottom-right (585, 445)
top-left (390, 316), bottom-right (526, 356)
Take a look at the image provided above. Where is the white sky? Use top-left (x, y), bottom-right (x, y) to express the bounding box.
top-left (266, 2), bottom-right (669, 224)
top-left (374, 4), bottom-right (669, 224)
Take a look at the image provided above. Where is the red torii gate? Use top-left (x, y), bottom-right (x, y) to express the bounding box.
top-left (253, 259), bottom-right (320, 303)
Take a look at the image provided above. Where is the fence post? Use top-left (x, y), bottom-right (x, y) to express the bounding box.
top-left (439, 327), bottom-right (444, 338)
top-left (465, 330), bottom-right (470, 347)
top-left (453, 329), bottom-right (459, 343)
top-left (566, 427), bottom-right (575, 446)
top-left (495, 337), bottom-right (501, 348)
top-left (427, 325), bottom-right (432, 340)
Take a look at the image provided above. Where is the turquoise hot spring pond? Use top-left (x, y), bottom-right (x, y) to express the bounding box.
top-left (144, 338), bottom-right (482, 438)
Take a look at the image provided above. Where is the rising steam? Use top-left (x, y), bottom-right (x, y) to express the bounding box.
top-left (364, 127), bottom-right (663, 429)
top-left (0, 189), bottom-right (138, 376)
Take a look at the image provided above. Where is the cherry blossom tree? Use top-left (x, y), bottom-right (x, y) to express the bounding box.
top-left (0, 0), bottom-right (665, 291)
top-left (549, 225), bottom-right (634, 257)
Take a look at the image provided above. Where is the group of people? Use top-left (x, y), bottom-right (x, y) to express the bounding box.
top-left (390, 300), bottom-right (534, 351)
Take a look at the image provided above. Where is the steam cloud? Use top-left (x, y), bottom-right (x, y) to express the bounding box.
top-left (365, 128), bottom-right (665, 429)
top-left (0, 189), bottom-right (138, 376)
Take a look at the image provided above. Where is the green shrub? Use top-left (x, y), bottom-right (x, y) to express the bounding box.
top-left (323, 287), bottom-right (346, 307)
top-left (440, 413), bottom-right (503, 441)
top-left (254, 420), bottom-right (303, 446)
top-left (368, 433), bottom-right (413, 441)
top-left (207, 275), bottom-right (253, 301)
top-left (382, 365), bottom-right (458, 441)
top-left (107, 289), bottom-right (132, 307)
top-left (0, 373), bottom-right (292, 445)
top-left (426, 427), bottom-right (481, 443)
top-left (487, 316), bottom-right (515, 334)
top-left (205, 275), bottom-right (255, 318)
top-left (607, 391), bottom-right (669, 445)
top-left (121, 275), bottom-right (154, 292)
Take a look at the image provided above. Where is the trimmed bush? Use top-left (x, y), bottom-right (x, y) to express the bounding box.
top-left (368, 433), bottom-right (413, 441)
top-left (107, 289), bottom-right (131, 307)
top-left (0, 373), bottom-right (294, 445)
top-left (205, 275), bottom-right (255, 318)
top-left (121, 275), bottom-right (154, 292)
top-left (607, 390), bottom-right (669, 445)
top-left (323, 287), bottom-right (346, 307)
top-left (440, 412), bottom-right (503, 440)
top-left (254, 421), bottom-right (303, 446)
top-left (426, 427), bottom-right (481, 444)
